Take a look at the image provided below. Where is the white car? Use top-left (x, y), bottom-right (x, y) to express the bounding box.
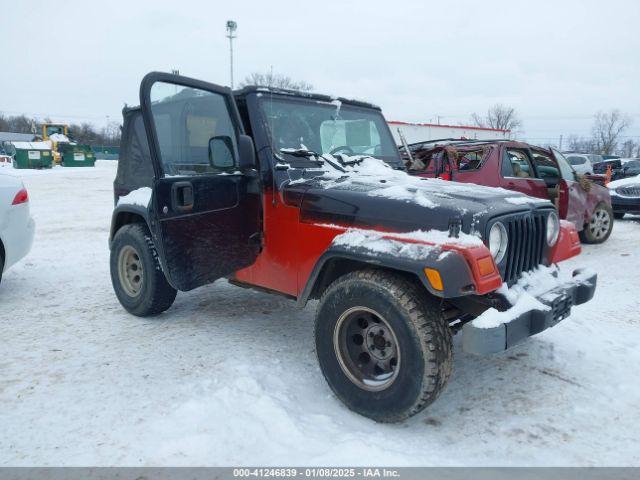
top-left (0, 173), bottom-right (35, 284)
top-left (565, 154), bottom-right (594, 175)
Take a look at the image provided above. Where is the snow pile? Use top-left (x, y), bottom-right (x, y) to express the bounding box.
top-left (117, 187), bottom-right (152, 208)
top-left (9, 141), bottom-right (52, 150)
top-left (471, 265), bottom-right (596, 329)
top-left (49, 133), bottom-right (71, 143)
top-left (331, 226), bottom-right (482, 260)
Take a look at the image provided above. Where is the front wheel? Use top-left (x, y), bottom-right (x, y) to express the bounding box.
top-left (315, 270), bottom-right (453, 422)
top-left (110, 223), bottom-right (177, 316)
top-left (580, 202), bottom-right (614, 244)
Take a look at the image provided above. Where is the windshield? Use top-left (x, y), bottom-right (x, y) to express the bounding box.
top-left (257, 95), bottom-right (402, 167)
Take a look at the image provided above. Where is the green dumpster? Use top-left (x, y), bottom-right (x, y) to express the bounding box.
top-left (59, 142), bottom-right (96, 167)
top-left (6, 141), bottom-right (53, 169)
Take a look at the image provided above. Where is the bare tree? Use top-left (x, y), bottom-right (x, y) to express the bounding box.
top-left (471, 104), bottom-right (522, 132)
top-left (238, 71), bottom-right (313, 91)
top-left (618, 139), bottom-right (638, 158)
top-left (566, 135), bottom-right (596, 153)
top-left (592, 110), bottom-right (632, 155)
top-left (0, 114), bottom-right (33, 134)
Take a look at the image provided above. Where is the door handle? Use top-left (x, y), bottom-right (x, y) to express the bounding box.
top-left (171, 181), bottom-right (194, 212)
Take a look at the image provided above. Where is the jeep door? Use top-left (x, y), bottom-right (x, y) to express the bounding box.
top-left (140, 72), bottom-right (261, 291)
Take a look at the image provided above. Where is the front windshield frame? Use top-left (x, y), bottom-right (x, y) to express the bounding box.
top-left (256, 94), bottom-right (402, 168)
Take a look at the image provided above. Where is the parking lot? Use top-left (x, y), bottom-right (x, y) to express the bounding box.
top-left (1, 161), bottom-right (639, 466)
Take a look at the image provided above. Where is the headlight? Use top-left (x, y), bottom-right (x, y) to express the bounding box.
top-left (488, 222), bottom-right (508, 264)
top-left (547, 211), bottom-right (560, 246)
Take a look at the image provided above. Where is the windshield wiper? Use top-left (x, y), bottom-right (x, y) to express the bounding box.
top-left (279, 148), bottom-right (347, 173)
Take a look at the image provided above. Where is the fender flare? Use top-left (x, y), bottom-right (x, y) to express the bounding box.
top-left (297, 241), bottom-right (493, 307)
top-left (109, 204), bottom-right (152, 247)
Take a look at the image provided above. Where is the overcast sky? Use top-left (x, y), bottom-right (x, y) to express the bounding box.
top-left (3, 0), bottom-right (639, 145)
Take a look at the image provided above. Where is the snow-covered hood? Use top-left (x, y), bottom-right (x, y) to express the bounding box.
top-left (608, 174), bottom-right (640, 190)
top-left (284, 156), bottom-right (553, 238)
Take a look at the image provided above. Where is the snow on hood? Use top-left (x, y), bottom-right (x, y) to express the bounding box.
top-left (290, 153), bottom-right (552, 209)
top-left (608, 174), bottom-right (640, 189)
top-left (117, 187), bottom-right (152, 208)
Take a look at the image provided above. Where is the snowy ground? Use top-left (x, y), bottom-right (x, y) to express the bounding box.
top-left (1, 161), bottom-right (639, 466)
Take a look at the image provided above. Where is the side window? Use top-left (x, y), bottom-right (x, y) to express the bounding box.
top-left (455, 148), bottom-right (485, 171)
top-left (149, 82), bottom-right (238, 176)
top-left (502, 149), bottom-right (533, 178)
top-left (116, 110), bottom-right (155, 187)
top-left (551, 149), bottom-right (576, 181)
top-left (531, 151), bottom-right (559, 179)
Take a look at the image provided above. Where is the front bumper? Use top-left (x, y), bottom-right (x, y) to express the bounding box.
top-left (610, 194), bottom-right (640, 214)
top-left (462, 269), bottom-right (597, 355)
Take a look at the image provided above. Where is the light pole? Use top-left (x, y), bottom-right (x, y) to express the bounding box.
top-left (226, 20), bottom-right (237, 88)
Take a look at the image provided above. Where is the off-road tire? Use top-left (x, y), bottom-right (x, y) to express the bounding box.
top-left (315, 269), bottom-right (453, 422)
top-left (110, 223), bottom-right (177, 316)
top-left (613, 212), bottom-right (625, 220)
top-left (579, 202), bottom-right (614, 244)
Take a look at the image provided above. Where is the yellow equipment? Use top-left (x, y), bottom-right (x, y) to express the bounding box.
top-left (41, 123), bottom-right (69, 165)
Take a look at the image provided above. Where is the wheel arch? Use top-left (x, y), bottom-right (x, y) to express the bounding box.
top-left (297, 243), bottom-right (482, 308)
top-left (109, 205), bottom-right (151, 248)
top-left (299, 255), bottom-right (424, 308)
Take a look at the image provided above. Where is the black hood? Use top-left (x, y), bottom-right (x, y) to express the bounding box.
top-left (283, 169), bottom-right (553, 239)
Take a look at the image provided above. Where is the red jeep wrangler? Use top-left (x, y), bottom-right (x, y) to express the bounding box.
top-left (402, 139), bottom-right (614, 244)
top-left (109, 73), bottom-right (597, 422)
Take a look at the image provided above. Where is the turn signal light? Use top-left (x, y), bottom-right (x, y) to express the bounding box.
top-left (424, 268), bottom-right (443, 291)
top-left (477, 256), bottom-right (496, 277)
top-left (11, 188), bottom-right (29, 205)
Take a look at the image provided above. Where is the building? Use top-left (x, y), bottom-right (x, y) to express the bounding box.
top-left (388, 121), bottom-right (510, 146)
top-left (0, 131), bottom-right (37, 143)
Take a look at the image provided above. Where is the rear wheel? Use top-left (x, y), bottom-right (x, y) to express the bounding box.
top-left (110, 223), bottom-right (177, 316)
top-left (614, 212), bottom-right (625, 220)
top-left (580, 202), bottom-right (614, 244)
top-left (315, 270), bottom-right (452, 422)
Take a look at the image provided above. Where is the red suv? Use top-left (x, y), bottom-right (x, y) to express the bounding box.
top-left (402, 139), bottom-right (614, 244)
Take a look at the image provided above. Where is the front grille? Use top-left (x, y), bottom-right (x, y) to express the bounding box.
top-left (502, 213), bottom-right (546, 285)
top-left (616, 186), bottom-right (640, 197)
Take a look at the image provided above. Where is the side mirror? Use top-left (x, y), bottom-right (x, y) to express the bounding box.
top-left (238, 134), bottom-right (257, 170)
top-left (208, 135), bottom-right (234, 168)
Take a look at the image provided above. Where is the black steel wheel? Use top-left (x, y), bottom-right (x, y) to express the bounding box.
top-left (315, 269), bottom-right (452, 423)
top-left (334, 306), bottom-right (401, 392)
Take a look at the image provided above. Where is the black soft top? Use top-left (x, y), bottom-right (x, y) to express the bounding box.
top-left (233, 85), bottom-right (381, 111)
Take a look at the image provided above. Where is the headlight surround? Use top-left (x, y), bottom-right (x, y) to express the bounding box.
top-left (488, 222), bottom-right (508, 264)
top-left (546, 211), bottom-right (560, 246)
